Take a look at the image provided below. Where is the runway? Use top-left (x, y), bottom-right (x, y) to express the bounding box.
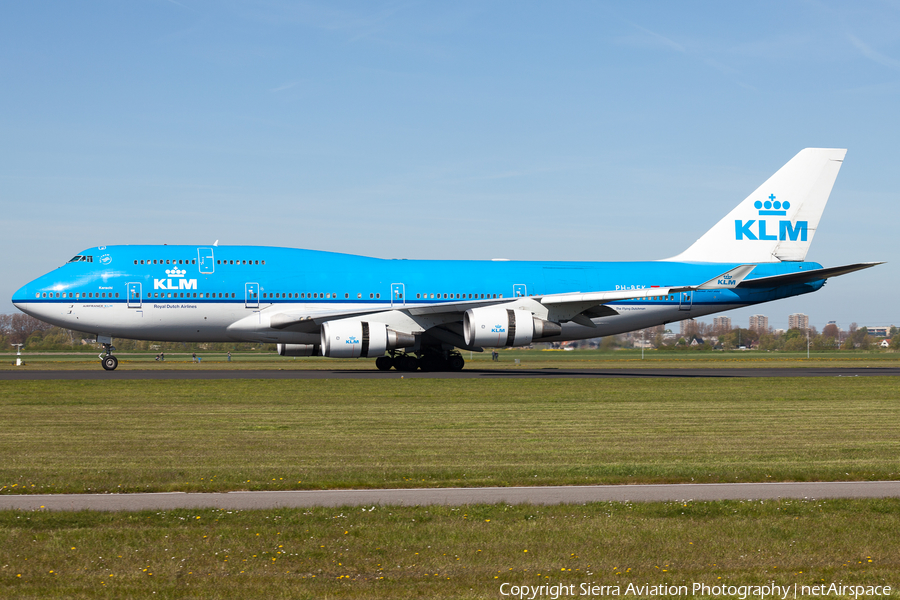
top-left (2, 367), bottom-right (899, 380)
top-left (2, 481), bottom-right (898, 511)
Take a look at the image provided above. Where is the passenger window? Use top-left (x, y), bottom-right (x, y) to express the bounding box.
top-left (376, 293), bottom-right (380, 299)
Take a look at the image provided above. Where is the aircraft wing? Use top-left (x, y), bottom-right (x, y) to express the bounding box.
top-left (267, 297), bottom-right (507, 333)
top-left (262, 266), bottom-right (757, 332)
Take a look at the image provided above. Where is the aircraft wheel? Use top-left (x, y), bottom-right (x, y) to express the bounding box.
top-left (447, 354), bottom-right (465, 371)
top-left (398, 355), bottom-right (419, 372)
top-left (375, 356), bottom-right (393, 371)
top-left (102, 356), bottom-right (119, 371)
top-left (419, 355), bottom-right (441, 372)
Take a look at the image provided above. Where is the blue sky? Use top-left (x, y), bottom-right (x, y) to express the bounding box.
top-left (2, 1), bottom-right (898, 330)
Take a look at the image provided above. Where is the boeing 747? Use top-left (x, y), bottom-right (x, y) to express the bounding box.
top-left (12, 148), bottom-right (880, 371)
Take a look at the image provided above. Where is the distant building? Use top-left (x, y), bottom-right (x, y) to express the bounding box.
top-left (864, 326), bottom-right (891, 337)
top-left (788, 313), bottom-right (809, 331)
top-left (713, 316), bottom-right (732, 331)
top-left (749, 314), bottom-right (768, 333)
top-left (680, 319), bottom-right (697, 336)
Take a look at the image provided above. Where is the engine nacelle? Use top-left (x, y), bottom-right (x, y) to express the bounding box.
top-left (277, 343), bottom-right (319, 357)
top-left (320, 321), bottom-right (416, 358)
top-left (463, 307), bottom-right (562, 348)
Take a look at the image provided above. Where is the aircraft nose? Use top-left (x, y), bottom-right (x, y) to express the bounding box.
top-left (12, 283), bottom-right (30, 312)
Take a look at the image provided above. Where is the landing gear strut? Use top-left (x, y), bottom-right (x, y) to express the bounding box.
top-left (99, 343), bottom-right (118, 371)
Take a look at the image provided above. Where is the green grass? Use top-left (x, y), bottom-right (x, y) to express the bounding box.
top-left (2, 378), bottom-right (899, 494)
top-left (2, 500), bottom-right (898, 599)
top-left (2, 348), bottom-right (898, 370)
top-left (2, 376), bottom-right (899, 598)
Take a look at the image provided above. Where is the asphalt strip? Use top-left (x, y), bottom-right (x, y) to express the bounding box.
top-left (2, 481), bottom-right (899, 511)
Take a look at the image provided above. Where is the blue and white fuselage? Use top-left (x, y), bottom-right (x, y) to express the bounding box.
top-left (13, 249), bottom-right (824, 342)
top-left (11, 149), bottom-right (880, 370)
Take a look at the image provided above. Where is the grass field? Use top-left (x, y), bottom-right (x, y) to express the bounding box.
top-left (2, 378), bottom-right (899, 494)
top-left (2, 500), bottom-right (898, 599)
top-left (2, 348), bottom-right (899, 370)
top-left (2, 372), bottom-right (899, 598)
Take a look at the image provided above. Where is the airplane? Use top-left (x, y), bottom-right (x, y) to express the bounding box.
top-left (12, 148), bottom-right (880, 371)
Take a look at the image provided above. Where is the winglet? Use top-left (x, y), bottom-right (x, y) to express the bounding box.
top-left (695, 264), bottom-right (756, 289)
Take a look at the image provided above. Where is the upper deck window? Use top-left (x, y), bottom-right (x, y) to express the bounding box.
top-left (67, 255), bottom-right (93, 263)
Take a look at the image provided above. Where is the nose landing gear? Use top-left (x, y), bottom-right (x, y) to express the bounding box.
top-left (99, 343), bottom-right (118, 371)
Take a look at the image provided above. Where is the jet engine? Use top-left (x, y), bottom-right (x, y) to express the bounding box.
top-left (463, 307), bottom-right (562, 348)
top-left (320, 320), bottom-right (416, 358)
top-left (277, 343), bottom-right (320, 357)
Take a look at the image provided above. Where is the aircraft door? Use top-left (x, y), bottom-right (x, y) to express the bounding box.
top-left (513, 284), bottom-right (527, 297)
top-left (245, 283), bottom-right (259, 308)
top-left (198, 248), bottom-right (215, 274)
top-left (391, 283), bottom-right (405, 307)
top-left (679, 291), bottom-right (692, 311)
top-left (127, 282), bottom-right (142, 309)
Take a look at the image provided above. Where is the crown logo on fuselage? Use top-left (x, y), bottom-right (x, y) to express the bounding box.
top-left (754, 194), bottom-right (789, 216)
top-left (165, 268), bottom-right (186, 278)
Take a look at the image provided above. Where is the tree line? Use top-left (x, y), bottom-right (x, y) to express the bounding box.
top-left (649, 322), bottom-right (899, 351)
top-left (0, 315), bottom-right (273, 353)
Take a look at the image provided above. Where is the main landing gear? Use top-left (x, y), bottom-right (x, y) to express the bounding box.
top-left (375, 350), bottom-right (465, 372)
top-left (99, 343), bottom-right (118, 371)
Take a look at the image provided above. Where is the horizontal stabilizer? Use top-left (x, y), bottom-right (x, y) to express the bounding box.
top-left (738, 262), bottom-right (883, 288)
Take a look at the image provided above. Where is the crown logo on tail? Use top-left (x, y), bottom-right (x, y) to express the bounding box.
top-left (755, 194), bottom-right (789, 216)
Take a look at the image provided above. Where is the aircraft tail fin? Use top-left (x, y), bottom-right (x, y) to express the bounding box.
top-left (665, 148), bottom-right (847, 263)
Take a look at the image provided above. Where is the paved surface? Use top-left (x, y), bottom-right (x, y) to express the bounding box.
top-left (2, 367), bottom-right (899, 380)
top-left (2, 481), bottom-right (899, 511)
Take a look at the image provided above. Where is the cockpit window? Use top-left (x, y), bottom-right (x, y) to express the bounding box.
top-left (67, 255), bottom-right (93, 263)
